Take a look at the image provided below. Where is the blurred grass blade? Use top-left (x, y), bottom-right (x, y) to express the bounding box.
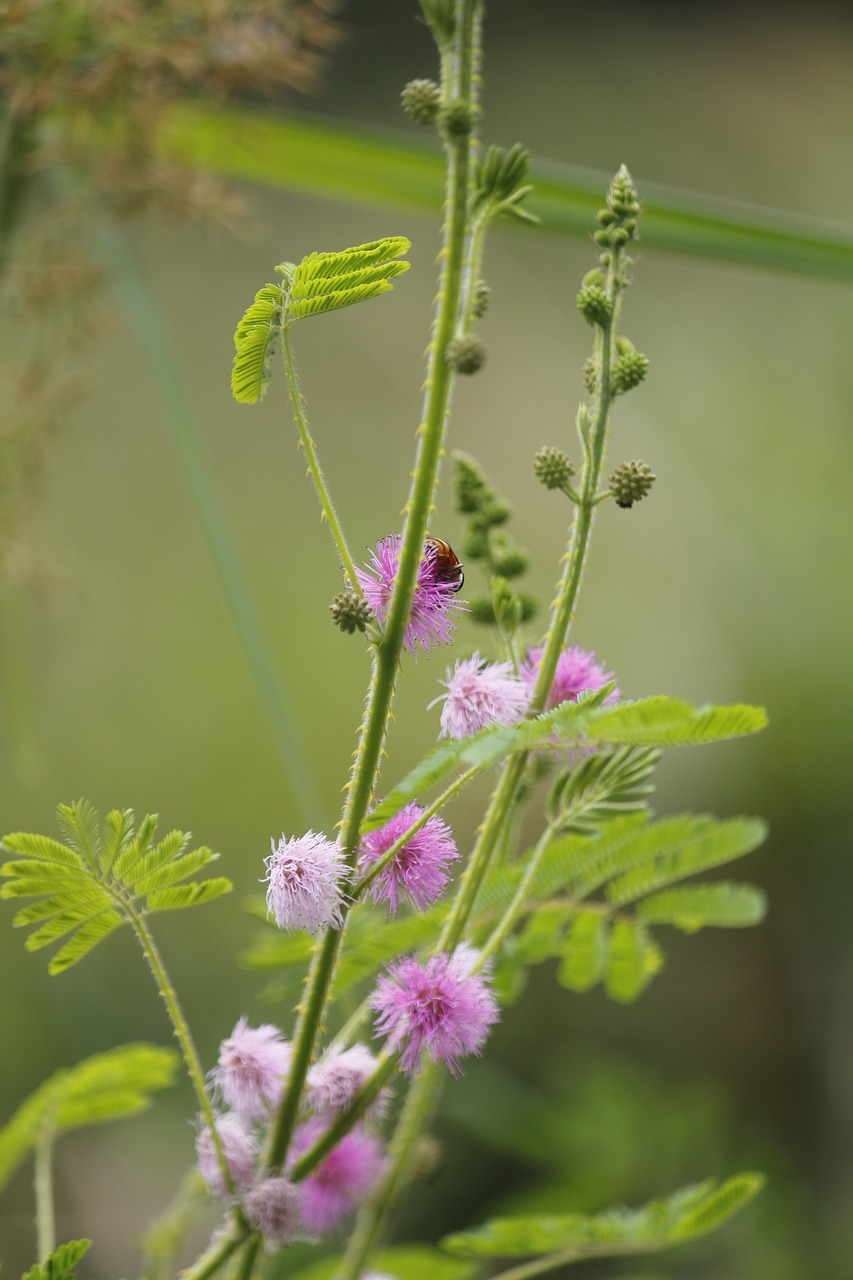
top-left (157, 105), bottom-right (853, 282)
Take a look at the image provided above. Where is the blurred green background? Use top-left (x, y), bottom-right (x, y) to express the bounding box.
top-left (2, 1), bottom-right (853, 1275)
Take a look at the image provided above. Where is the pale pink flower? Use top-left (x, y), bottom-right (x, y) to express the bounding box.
top-left (431, 651), bottom-right (528, 738)
top-left (264, 830), bottom-right (349, 934)
top-left (290, 1122), bottom-right (384, 1234)
top-left (358, 803), bottom-right (459, 915)
top-left (210, 1017), bottom-right (291, 1117)
top-left (370, 951), bottom-right (499, 1077)
top-left (307, 1044), bottom-right (388, 1119)
top-left (195, 1112), bottom-right (257, 1200)
top-left (244, 1176), bottom-right (304, 1246)
top-left (355, 534), bottom-right (466, 658)
top-left (521, 644), bottom-right (619, 711)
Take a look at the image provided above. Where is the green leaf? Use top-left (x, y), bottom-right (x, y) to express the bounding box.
top-left (604, 918), bottom-right (664, 1003)
top-left (0, 1044), bottom-right (177, 1192)
top-left (21, 1239), bottom-right (91, 1280)
top-left (557, 910), bottom-right (608, 992)
top-left (440, 1172), bottom-right (764, 1260)
top-left (604, 816), bottom-right (767, 905)
top-left (635, 882), bottom-right (767, 932)
top-left (287, 236), bottom-right (411, 321)
top-left (584, 698), bottom-right (768, 747)
top-left (231, 282), bottom-right (284, 404)
top-left (1, 803), bottom-right (233, 974)
top-left (157, 105), bottom-right (853, 281)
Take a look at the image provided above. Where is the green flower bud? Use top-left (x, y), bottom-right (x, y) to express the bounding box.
top-left (596, 207), bottom-right (615, 226)
top-left (576, 283), bottom-right (612, 326)
top-left (582, 268), bottom-right (606, 289)
top-left (492, 545), bottom-right (530, 578)
top-left (610, 460), bottom-right (656, 509)
top-left (472, 279), bottom-right (491, 318)
top-left (613, 348), bottom-right (650, 392)
top-left (582, 356), bottom-right (597, 394)
top-left (401, 78), bottom-right (441, 125)
top-left (533, 446), bottom-right (575, 491)
top-left (607, 164), bottom-right (640, 220)
top-left (462, 527), bottom-right (490, 560)
top-left (469, 595), bottom-right (496, 625)
top-left (330, 590), bottom-right (373, 634)
top-left (446, 334), bottom-right (486, 374)
top-left (479, 498), bottom-right (512, 527)
top-left (518, 592), bottom-right (538, 623)
top-left (438, 100), bottom-right (473, 140)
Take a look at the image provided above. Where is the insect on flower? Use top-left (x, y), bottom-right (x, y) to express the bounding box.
top-left (425, 535), bottom-right (464, 592)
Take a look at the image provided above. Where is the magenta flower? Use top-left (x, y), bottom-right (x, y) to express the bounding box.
top-left (264, 831), bottom-right (349, 934)
top-left (210, 1017), bottom-right (291, 1117)
top-left (307, 1043), bottom-right (388, 1119)
top-left (290, 1121), bottom-right (384, 1233)
top-left (521, 644), bottom-right (619, 711)
top-left (431, 651), bottom-right (529, 738)
top-left (195, 1112), bottom-right (257, 1200)
top-left (370, 950), bottom-right (499, 1077)
top-left (244, 1176), bottom-right (304, 1245)
top-left (355, 534), bottom-right (466, 658)
top-left (358, 803), bottom-right (459, 915)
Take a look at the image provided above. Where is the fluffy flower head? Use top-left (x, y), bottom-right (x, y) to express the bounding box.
top-left (244, 1176), bottom-right (303, 1246)
top-left (371, 951), bottom-right (499, 1076)
top-left (431, 651), bottom-right (529, 739)
top-left (290, 1122), bottom-right (384, 1234)
top-left (522, 644), bottom-right (619, 712)
top-left (358, 803), bottom-right (459, 915)
top-left (355, 534), bottom-right (466, 658)
top-left (264, 830), bottom-right (348, 934)
top-left (210, 1016), bottom-right (291, 1117)
top-left (195, 1112), bottom-right (257, 1200)
top-left (307, 1044), bottom-right (387, 1118)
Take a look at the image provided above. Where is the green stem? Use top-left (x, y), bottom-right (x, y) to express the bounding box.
top-left (234, 1235), bottom-right (262, 1280)
top-left (260, 0), bottom-right (483, 1192)
top-left (289, 1056), bottom-right (396, 1182)
top-left (179, 1226), bottom-right (245, 1280)
top-left (475, 823), bottom-right (555, 968)
top-left (34, 1122), bottom-right (56, 1262)
top-left (281, 330), bottom-right (362, 595)
top-left (335, 1065), bottom-right (442, 1280)
top-left (127, 909), bottom-right (234, 1198)
top-left (94, 222), bottom-right (323, 830)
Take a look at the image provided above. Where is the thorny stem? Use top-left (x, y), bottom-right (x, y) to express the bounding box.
top-left (336, 1065), bottom-right (442, 1280)
top-left (258, 0), bottom-right (484, 1228)
top-left (281, 330), bottom-right (362, 596)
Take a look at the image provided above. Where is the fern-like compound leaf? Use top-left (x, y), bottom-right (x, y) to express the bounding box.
top-left (287, 236), bottom-right (411, 321)
top-left (21, 1240), bottom-right (91, 1280)
top-left (231, 283), bottom-right (284, 404)
top-left (440, 1172), bottom-right (765, 1260)
top-left (635, 881), bottom-right (766, 932)
top-left (1, 801), bottom-right (232, 974)
top-left (0, 1044), bottom-right (177, 1192)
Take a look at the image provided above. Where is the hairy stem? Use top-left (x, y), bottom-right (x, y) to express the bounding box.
top-left (281, 330), bottom-right (362, 595)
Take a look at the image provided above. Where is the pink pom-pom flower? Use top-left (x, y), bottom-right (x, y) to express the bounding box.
top-left (195, 1112), bottom-right (257, 1200)
top-left (521, 644), bottom-right (619, 711)
top-left (264, 830), bottom-right (349, 935)
top-left (358, 803), bottom-right (459, 915)
top-left (210, 1017), bottom-right (291, 1118)
top-left (290, 1122), bottom-right (384, 1234)
top-left (370, 950), bottom-right (499, 1077)
top-left (307, 1043), bottom-right (388, 1119)
top-left (431, 651), bottom-right (529, 739)
top-left (355, 534), bottom-right (466, 658)
top-left (244, 1176), bottom-right (304, 1245)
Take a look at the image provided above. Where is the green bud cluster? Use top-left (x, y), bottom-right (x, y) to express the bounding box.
top-left (439, 99), bottom-right (474, 140)
top-left (472, 279), bottom-right (490, 318)
top-left (533, 446), bottom-right (575, 491)
top-left (401, 78), bottom-right (441, 125)
top-left (330, 590), bottom-right (373, 634)
top-left (451, 451), bottom-right (537, 629)
top-left (613, 337), bottom-right (650, 392)
top-left (446, 334), bottom-right (486, 374)
top-left (582, 356), bottom-right (597, 394)
top-left (576, 282), bottom-right (612, 327)
top-left (593, 164), bottom-right (641, 253)
top-left (469, 592), bottom-right (537, 626)
top-left (610, 460), bottom-right (656, 508)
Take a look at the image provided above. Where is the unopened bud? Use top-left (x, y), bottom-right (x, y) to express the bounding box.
top-left (576, 284), bottom-right (612, 326)
top-left (330, 590), bottom-right (373, 634)
top-left (492, 545), bottom-right (530, 578)
top-left (582, 356), bottom-right (597, 394)
top-left (446, 334), bottom-right (486, 374)
top-left (534, 446), bottom-right (575, 491)
top-left (613, 348), bottom-right (650, 392)
top-left (401, 78), bottom-right (441, 125)
top-left (438, 100), bottom-right (473, 140)
top-left (610, 460), bottom-right (656, 509)
top-left (472, 279), bottom-right (491, 318)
